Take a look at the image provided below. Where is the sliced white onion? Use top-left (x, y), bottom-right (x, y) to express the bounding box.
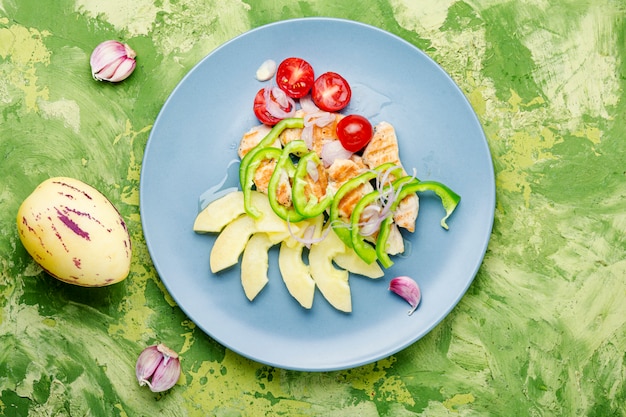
top-left (376, 166), bottom-right (396, 190)
top-left (293, 97), bottom-right (336, 151)
top-left (263, 86), bottom-right (296, 119)
top-left (286, 220), bottom-right (332, 248)
top-left (306, 159), bottom-right (319, 182)
top-left (362, 204), bottom-right (382, 218)
top-left (272, 86), bottom-right (289, 108)
top-left (299, 95), bottom-right (320, 113)
top-left (359, 219), bottom-right (383, 237)
top-left (301, 226), bottom-right (316, 249)
top-left (355, 171), bottom-right (408, 237)
top-left (359, 210), bottom-right (392, 237)
top-left (378, 188), bottom-right (396, 219)
top-left (321, 140), bottom-right (353, 167)
top-left (304, 111), bottom-right (335, 128)
top-left (301, 125), bottom-right (314, 149)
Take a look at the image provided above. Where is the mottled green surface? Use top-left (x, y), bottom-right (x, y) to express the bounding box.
top-left (1, 0), bottom-right (625, 415)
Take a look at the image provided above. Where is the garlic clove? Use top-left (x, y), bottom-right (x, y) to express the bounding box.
top-left (389, 276), bottom-right (421, 315)
top-left (256, 59), bottom-right (277, 81)
top-left (135, 343), bottom-right (181, 392)
top-left (136, 345), bottom-right (163, 384)
top-left (90, 40), bottom-right (137, 82)
top-left (149, 352), bottom-right (182, 393)
top-left (108, 58), bottom-right (136, 82)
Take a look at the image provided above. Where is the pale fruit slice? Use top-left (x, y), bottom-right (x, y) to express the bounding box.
top-left (266, 230), bottom-right (293, 245)
top-left (210, 215), bottom-right (256, 273)
top-left (334, 251), bottom-right (384, 279)
top-left (254, 198), bottom-right (293, 234)
top-left (194, 191), bottom-right (244, 233)
top-left (309, 226), bottom-right (352, 313)
top-left (320, 227), bottom-right (383, 279)
top-left (194, 190), bottom-right (280, 233)
top-left (241, 233), bottom-right (274, 301)
top-left (278, 242), bottom-right (315, 309)
top-left (254, 193), bottom-right (300, 243)
top-left (278, 213), bottom-right (324, 248)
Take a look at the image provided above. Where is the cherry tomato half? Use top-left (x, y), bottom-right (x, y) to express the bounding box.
top-left (276, 57), bottom-right (315, 98)
top-left (253, 88), bottom-right (292, 126)
top-left (336, 114), bottom-right (373, 152)
top-left (312, 72), bottom-right (352, 112)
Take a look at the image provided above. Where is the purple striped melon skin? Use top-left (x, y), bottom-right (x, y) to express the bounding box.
top-left (16, 177), bottom-right (131, 287)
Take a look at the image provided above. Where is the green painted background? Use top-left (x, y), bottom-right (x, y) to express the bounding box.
top-left (1, 0), bottom-right (624, 415)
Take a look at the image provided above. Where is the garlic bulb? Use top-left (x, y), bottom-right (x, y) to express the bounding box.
top-left (135, 344), bottom-right (181, 392)
top-left (90, 40), bottom-right (137, 82)
top-left (389, 276), bottom-right (421, 315)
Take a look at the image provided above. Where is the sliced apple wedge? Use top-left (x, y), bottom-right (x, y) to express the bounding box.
top-left (241, 233), bottom-right (274, 301)
top-left (195, 191), bottom-right (281, 233)
top-left (334, 251), bottom-right (384, 279)
top-left (278, 242), bottom-right (315, 309)
top-left (199, 189), bottom-right (385, 313)
top-left (309, 226), bottom-right (352, 313)
top-left (210, 215), bottom-right (257, 273)
top-left (194, 191), bottom-right (245, 233)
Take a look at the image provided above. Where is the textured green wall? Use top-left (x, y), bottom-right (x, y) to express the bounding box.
top-left (1, 0), bottom-right (624, 415)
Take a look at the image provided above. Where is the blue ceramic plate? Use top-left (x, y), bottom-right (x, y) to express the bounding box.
top-left (140, 18), bottom-right (495, 371)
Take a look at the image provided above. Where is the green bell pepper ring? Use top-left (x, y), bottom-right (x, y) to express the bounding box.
top-left (374, 175), bottom-right (419, 268)
top-left (267, 140), bottom-right (309, 222)
top-left (375, 216), bottom-right (395, 269)
top-left (292, 151), bottom-right (332, 218)
top-left (239, 117), bottom-right (304, 190)
top-left (397, 180), bottom-right (461, 230)
top-left (242, 146), bottom-right (282, 219)
top-left (329, 163), bottom-right (401, 248)
top-left (349, 187), bottom-right (392, 264)
top-left (376, 179), bottom-right (461, 268)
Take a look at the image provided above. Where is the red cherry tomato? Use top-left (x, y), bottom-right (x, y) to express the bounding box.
top-left (336, 114), bottom-right (373, 152)
top-left (276, 57), bottom-right (315, 98)
top-left (312, 72), bottom-right (352, 112)
top-left (253, 88), bottom-right (292, 126)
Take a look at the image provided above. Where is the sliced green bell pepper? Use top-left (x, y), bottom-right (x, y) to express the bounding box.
top-left (374, 175), bottom-right (417, 268)
top-left (375, 179), bottom-right (461, 268)
top-left (242, 147), bottom-right (282, 219)
top-left (292, 151), bottom-right (332, 218)
top-left (348, 166), bottom-right (406, 264)
top-left (267, 140), bottom-right (309, 222)
top-left (349, 187), bottom-right (390, 264)
top-left (329, 162), bottom-right (401, 248)
top-left (375, 216), bottom-right (395, 269)
top-left (239, 117), bottom-right (304, 190)
top-left (398, 180), bottom-right (461, 230)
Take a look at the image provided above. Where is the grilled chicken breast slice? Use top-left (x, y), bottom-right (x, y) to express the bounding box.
top-left (394, 193), bottom-right (419, 232)
top-left (326, 158), bottom-right (365, 193)
top-left (362, 121), bottom-right (402, 168)
top-left (238, 124), bottom-right (273, 158)
top-left (252, 159), bottom-right (276, 194)
top-left (362, 121), bottom-right (419, 232)
top-left (326, 158), bottom-right (371, 220)
top-left (251, 158), bottom-right (293, 207)
top-left (302, 162), bottom-right (330, 203)
top-left (384, 223), bottom-right (405, 255)
top-left (274, 169), bottom-right (293, 207)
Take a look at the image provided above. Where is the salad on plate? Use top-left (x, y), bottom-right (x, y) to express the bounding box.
top-left (193, 57), bottom-right (460, 313)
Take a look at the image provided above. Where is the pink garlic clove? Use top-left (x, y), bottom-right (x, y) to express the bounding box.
top-left (90, 40), bottom-right (137, 82)
top-left (135, 343), bottom-right (181, 392)
top-left (389, 276), bottom-right (421, 315)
